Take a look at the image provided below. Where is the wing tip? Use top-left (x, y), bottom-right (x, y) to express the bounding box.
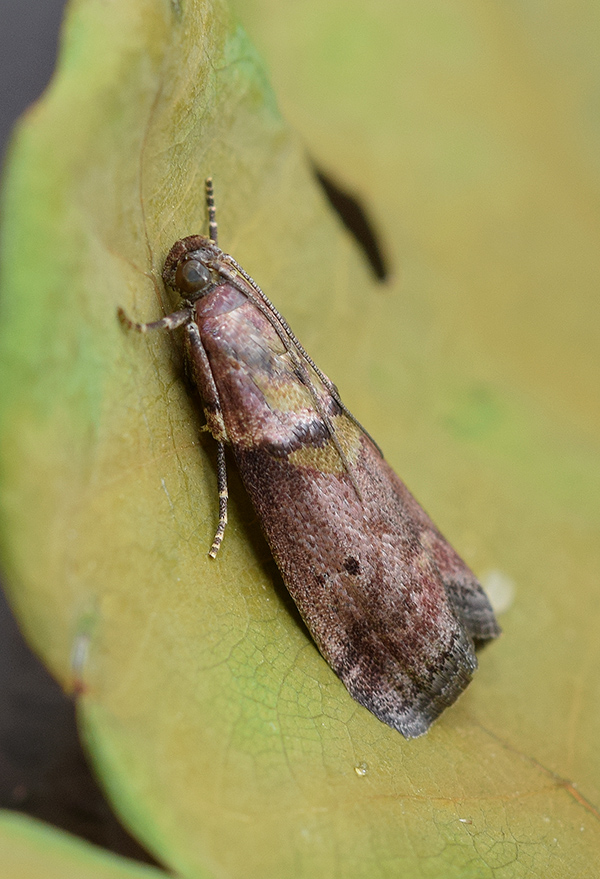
top-left (343, 644), bottom-right (478, 739)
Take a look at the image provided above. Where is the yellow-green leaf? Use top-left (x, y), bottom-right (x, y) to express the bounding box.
top-left (1, 0), bottom-right (600, 877)
top-left (0, 811), bottom-right (168, 879)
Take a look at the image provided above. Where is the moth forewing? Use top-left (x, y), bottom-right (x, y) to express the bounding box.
top-left (209, 258), bottom-right (365, 498)
top-left (119, 178), bottom-right (500, 738)
top-left (221, 253), bottom-right (383, 456)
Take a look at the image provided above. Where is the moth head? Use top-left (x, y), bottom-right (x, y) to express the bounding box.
top-left (174, 252), bottom-right (213, 300)
top-left (162, 234), bottom-right (220, 302)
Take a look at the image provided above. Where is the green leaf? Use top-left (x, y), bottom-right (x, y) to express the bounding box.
top-left (1, 0), bottom-right (600, 878)
top-left (0, 811), bottom-right (168, 879)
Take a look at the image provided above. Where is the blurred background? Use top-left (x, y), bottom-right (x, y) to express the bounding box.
top-left (0, 2), bottom-right (64, 160)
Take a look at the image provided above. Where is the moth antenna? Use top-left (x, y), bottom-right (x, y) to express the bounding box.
top-left (209, 440), bottom-right (228, 557)
top-left (206, 177), bottom-right (218, 245)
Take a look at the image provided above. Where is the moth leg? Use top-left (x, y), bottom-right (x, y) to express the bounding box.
top-left (185, 321), bottom-right (230, 557)
top-left (185, 322), bottom-right (228, 443)
top-left (117, 306), bottom-right (192, 334)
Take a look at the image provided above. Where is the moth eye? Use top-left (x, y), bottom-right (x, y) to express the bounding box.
top-left (175, 258), bottom-right (211, 295)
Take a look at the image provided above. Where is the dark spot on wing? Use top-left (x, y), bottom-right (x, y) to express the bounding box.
top-left (343, 556), bottom-right (361, 576)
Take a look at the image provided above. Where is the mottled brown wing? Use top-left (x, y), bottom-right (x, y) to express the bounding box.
top-left (192, 280), bottom-right (499, 737)
top-left (234, 431), bottom-right (495, 738)
top-left (389, 479), bottom-right (501, 647)
top-left (139, 216), bottom-right (500, 738)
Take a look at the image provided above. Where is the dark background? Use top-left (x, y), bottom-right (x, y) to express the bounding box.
top-left (0, 2), bottom-right (65, 160)
top-left (0, 0), bottom-right (158, 863)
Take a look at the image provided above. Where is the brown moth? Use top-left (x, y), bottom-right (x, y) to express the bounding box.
top-left (119, 178), bottom-right (500, 738)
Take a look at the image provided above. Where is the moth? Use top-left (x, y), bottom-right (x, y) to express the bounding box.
top-left (119, 178), bottom-right (500, 738)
